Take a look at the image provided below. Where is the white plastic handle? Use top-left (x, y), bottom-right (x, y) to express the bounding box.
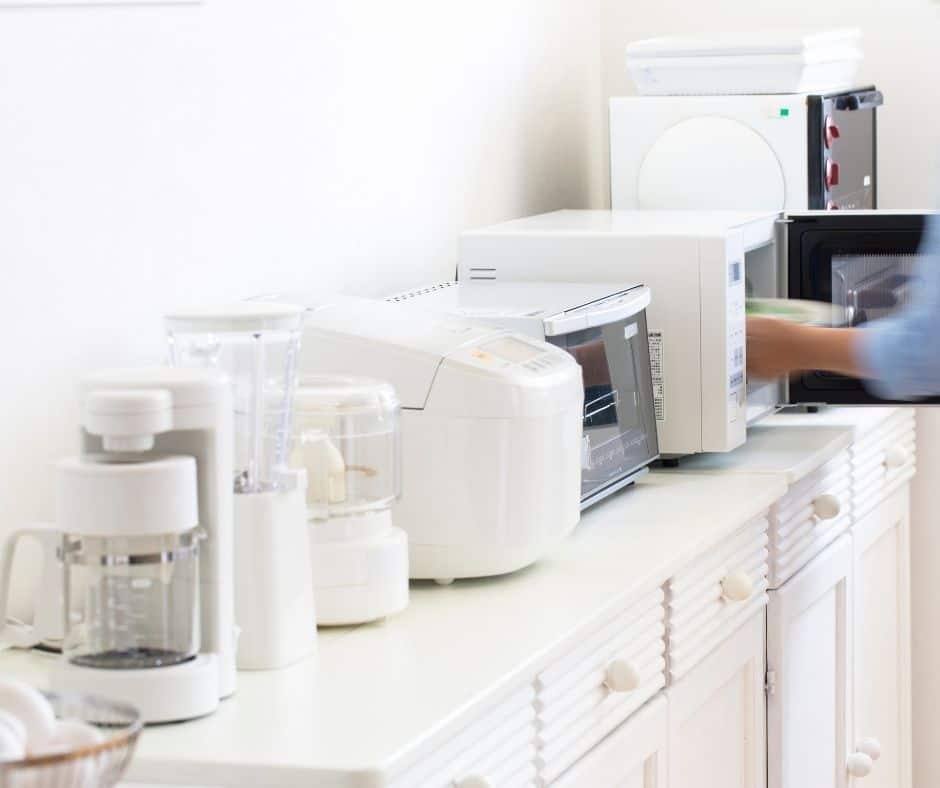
top-left (604, 659), bottom-right (641, 693)
top-left (455, 777), bottom-right (491, 788)
top-left (857, 737), bottom-right (882, 761)
top-left (721, 570), bottom-right (754, 602)
top-left (847, 752), bottom-right (873, 778)
top-left (813, 494), bottom-right (842, 522)
top-left (0, 525), bottom-right (64, 649)
top-left (884, 445), bottom-right (909, 470)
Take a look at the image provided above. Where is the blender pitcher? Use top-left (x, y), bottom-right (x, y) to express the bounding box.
top-left (165, 303), bottom-right (316, 670)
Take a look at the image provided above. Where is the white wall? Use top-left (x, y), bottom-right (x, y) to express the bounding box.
top-left (0, 0), bottom-right (605, 616)
top-left (601, 6), bottom-right (940, 786)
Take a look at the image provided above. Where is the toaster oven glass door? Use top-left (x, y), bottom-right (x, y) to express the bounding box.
top-left (786, 211), bottom-right (939, 404)
top-left (550, 311), bottom-right (659, 506)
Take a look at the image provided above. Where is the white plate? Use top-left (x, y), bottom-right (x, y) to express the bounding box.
top-left (746, 298), bottom-right (847, 326)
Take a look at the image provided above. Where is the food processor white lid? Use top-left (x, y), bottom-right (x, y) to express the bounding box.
top-left (295, 375), bottom-right (400, 415)
top-left (165, 302), bottom-right (304, 333)
top-left (56, 455), bottom-right (199, 537)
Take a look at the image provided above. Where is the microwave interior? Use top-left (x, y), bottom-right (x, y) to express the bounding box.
top-left (743, 237), bottom-right (788, 420)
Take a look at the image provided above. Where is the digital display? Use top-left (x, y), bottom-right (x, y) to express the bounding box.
top-left (482, 336), bottom-right (542, 364)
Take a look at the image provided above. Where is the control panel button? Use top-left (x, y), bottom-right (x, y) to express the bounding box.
top-left (824, 116), bottom-right (841, 148)
top-left (826, 160), bottom-right (841, 189)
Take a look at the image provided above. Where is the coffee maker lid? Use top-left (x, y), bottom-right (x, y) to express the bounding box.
top-left (56, 455), bottom-right (199, 537)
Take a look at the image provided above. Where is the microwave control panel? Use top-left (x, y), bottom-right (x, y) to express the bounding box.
top-left (727, 258), bottom-right (746, 422)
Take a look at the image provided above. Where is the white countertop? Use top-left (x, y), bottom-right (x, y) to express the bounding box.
top-left (766, 405), bottom-right (906, 439)
top-left (668, 424), bottom-right (852, 484)
top-left (0, 470), bottom-right (787, 788)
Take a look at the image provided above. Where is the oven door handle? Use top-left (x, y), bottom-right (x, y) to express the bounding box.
top-left (544, 287), bottom-right (652, 336)
top-left (833, 90), bottom-right (884, 111)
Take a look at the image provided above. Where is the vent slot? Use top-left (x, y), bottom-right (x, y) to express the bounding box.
top-left (386, 281), bottom-right (458, 303)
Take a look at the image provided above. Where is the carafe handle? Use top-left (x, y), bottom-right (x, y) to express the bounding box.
top-left (0, 525), bottom-right (64, 650)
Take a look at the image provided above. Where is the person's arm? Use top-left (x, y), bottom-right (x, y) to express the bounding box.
top-left (746, 318), bottom-right (871, 380)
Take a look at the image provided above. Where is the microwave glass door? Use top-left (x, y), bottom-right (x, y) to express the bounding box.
top-left (786, 211), bottom-right (937, 404)
top-left (550, 310), bottom-right (659, 505)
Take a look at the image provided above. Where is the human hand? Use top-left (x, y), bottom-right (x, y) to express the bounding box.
top-left (746, 316), bottom-right (806, 380)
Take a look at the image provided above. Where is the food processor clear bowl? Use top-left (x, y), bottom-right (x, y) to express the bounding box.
top-left (61, 529), bottom-right (204, 670)
top-left (165, 304), bottom-right (304, 494)
top-left (292, 376), bottom-right (401, 522)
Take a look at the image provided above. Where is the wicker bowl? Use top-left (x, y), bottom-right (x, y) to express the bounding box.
top-left (0, 692), bottom-right (142, 788)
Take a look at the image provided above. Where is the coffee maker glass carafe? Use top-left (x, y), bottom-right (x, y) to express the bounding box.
top-left (62, 528), bottom-right (205, 670)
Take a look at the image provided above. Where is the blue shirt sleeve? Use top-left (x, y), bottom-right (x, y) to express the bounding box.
top-left (858, 214), bottom-right (940, 400)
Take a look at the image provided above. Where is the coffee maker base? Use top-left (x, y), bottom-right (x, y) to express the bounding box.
top-left (51, 653), bottom-right (221, 724)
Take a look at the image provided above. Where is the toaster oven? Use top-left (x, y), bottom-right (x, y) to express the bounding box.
top-left (387, 281), bottom-right (659, 506)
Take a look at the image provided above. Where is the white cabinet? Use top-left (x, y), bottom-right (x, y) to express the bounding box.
top-left (851, 485), bottom-right (912, 788)
top-left (552, 696), bottom-right (668, 788)
top-left (767, 535), bottom-right (853, 788)
top-left (667, 612), bottom-right (766, 788)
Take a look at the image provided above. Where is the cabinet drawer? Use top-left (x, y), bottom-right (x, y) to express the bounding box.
top-left (852, 411), bottom-right (916, 520)
top-left (388, 684), bottom-right (537, 788)
top-left (668, 516), bottom-right (769, 681)
top-left (768, 450), bottom-right (852, 587)
top-left (535, 587), bottom-right (666, 785)
top-left (551, 694), bottom-right (668, 788)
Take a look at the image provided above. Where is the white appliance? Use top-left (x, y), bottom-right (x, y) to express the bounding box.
top-left (610, 86), bottom-right (881, 212)
top-left (292, 376), bottom-right (409, 625)
top-left (165, 304), bottom-right (317, 671)
top-left (625, 29), bottom-right (863, 96)
top-left (386, 281), bottom-right (659, 507)
top-left (460, 209), bottom-right (940, 455)
top-left (459, 210), bottom-right (783, 457)
top-left (293, 295), bottom-right (584, 583)
top-left (0, 368), bottom-right (238, 723)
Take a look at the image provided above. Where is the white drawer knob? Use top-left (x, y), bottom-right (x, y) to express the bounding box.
top-left (857, 737), bottom-right (882, 761)
top-left (813, 494), bottom-right (842, 521)
top-left (847, 752), bottom-right (873, 778)
top-left (456, 777), bottom-right (491, 788)
top-left (604, 659), bottom-right (641, 693)
top-left (884, 445), bottom-right (909, 470)
top-left (721, 570), bottom-right (753, 602)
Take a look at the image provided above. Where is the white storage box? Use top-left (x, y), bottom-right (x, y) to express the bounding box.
top-left (626, 29), bottom-right (863, 96)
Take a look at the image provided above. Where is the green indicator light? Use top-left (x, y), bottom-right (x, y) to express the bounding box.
top-left (780, 108), bottom-right (790, 117)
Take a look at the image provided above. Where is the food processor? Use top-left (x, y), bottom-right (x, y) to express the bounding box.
top-left (0, 367), bottom-right (238, 723)
top-left (165, 303), bottom-right (316, 669)
top-left (293, 376), bottom-right (408, 625)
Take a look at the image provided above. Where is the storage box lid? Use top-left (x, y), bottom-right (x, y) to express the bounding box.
top-left (626, 28), bottom-right (862, 59)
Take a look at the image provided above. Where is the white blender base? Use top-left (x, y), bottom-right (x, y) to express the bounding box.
top-left (51, 654), bottom-right (220, 724)
top-left (312, 525), bottom-right (409, 626)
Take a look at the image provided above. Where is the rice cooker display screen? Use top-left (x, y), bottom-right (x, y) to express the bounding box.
top-left (482, 336), bottom-right (542, 364)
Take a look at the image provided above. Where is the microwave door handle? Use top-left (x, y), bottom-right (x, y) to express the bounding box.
top-left (833, 90), bottom-right (884, 111)
top-left (583, 289), bottom-right (653, 330)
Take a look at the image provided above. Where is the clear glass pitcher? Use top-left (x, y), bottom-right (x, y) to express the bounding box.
top-left (61, 528), bottom-right (205, 669)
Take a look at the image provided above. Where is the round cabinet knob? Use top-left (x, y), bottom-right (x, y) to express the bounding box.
top-left (847, 752), bottom-right (874, 778)
top-left (456, 777), bottom-right (491, 788)
top-left (604, 659), bottom-right (641, 693)
top-left (721, 570), bottom-right (754, 602)
top-left (884, 445), bottom-right (909, 470)
top-left (857, 737), bottom-right (882, 761)
top-left (813, 494), bottom-right (842, 522)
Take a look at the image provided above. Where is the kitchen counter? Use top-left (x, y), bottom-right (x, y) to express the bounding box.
top-left (0, 470), bottom-right (788, 788)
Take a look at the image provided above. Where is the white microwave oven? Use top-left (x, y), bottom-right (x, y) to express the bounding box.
top-left (458, 209), bottom-right (937, 457)
top-left (386, 281), bottom-right (659, 507)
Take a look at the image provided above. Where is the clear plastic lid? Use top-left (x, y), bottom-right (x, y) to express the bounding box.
top-left (165, 303), bottom-right (304, 494)
top-left (292, 376), bottom-right (401, 521)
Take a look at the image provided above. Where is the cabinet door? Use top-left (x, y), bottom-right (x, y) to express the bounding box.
top-left (552, 695), bottom-right (667, 788)
top-left (852, 485), bottom-right (912, 788)
top-left (767, 535), bottom-right (853, 788)
top-left (667, 611), bottom-right (766, 788)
